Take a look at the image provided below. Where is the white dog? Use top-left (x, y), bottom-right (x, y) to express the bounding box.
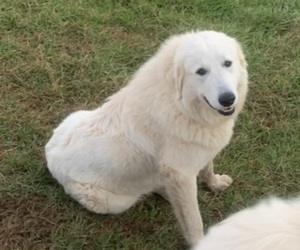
top-left (45, 30), bottom-right (248, 246)
top-left (193, 197), bottom-right (300, 250)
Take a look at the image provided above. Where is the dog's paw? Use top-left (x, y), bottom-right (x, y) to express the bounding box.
top-left (208, 174), bottom-right (233, 192)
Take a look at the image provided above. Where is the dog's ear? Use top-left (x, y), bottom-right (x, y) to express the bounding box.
top-left (174, 63), bottom-right (184, 100)
top-left (236, 42), bottom-right (247, 69)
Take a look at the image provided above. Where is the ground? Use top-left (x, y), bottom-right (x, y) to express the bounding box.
top-left (0, 0), bottom-right (299, 249)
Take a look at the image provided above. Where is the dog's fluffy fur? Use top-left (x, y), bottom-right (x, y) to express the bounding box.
top-left (45, 30), bottom-right (248, 245)
top-left (193, 197), bottom-right (300, 250)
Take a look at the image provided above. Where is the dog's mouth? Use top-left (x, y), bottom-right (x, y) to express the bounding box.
top-left (203, 96), bottom-right (235, 116)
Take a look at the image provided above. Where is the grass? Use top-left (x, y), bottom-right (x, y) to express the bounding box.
top-left (0, 0), bottom-right (299, 249)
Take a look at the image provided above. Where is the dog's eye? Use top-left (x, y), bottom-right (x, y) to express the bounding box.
top-left (196, 68), bottom-right (207, 76)
top-left (224, 60), bottom-right (232, 67)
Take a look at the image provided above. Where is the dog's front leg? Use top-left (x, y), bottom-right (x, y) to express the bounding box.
top-left (161, 165), bottom-right (204, 246)
top-left (198, 161), bottom-right (233, 192)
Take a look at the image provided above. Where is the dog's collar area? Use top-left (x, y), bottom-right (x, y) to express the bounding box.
top-left (203, 96), bottom-right (235, 116)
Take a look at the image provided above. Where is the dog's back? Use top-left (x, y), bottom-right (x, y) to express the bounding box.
top-left (194, 197), bottom-right (300, 250)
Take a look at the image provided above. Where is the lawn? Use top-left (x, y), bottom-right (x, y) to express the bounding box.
top-left (0, 0), bottom-right (299, 249)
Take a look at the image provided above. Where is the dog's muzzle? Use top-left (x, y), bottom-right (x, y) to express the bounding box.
top-left (203, 96), bottom-right (235, 116)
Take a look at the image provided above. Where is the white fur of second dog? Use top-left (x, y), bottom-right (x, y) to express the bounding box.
top-left (45, 30), bottom-right (248, 246)
top-left (193, 197), bottom-right (300, 250)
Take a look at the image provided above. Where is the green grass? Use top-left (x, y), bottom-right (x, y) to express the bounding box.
top-left (1, 0), bottom-right (299, 249)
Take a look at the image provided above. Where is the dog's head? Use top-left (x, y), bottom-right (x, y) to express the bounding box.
top-left (170, 31), bottom-right (248, 120)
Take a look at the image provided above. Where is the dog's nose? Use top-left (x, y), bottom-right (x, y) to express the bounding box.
top-left (218, 92), bottom-right (236, 107)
